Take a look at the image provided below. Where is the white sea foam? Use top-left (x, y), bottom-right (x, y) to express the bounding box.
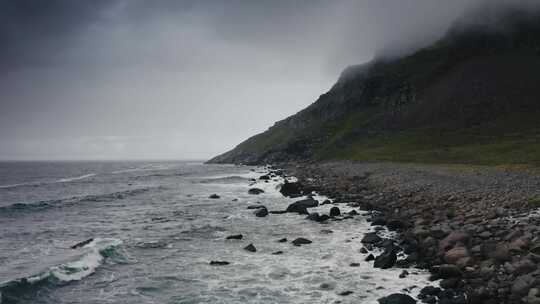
top-left (0, 173), bottom-right (96, 189)
top-left (56, 173), bottom-right (96, 183)
top-left (207, 167), bottom-right (434, 303)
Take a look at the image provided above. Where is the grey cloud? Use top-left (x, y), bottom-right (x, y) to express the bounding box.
top-left (1, 0), bottom-right (539, 160)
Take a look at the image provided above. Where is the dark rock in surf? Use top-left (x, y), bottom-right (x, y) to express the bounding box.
top-left (329, 207), bottom-right (341, 217)
top-left (374, 250), bottom-right (397, 269)
top-left (339, 291), bottom-right (354, 296)
top-left (71, 238), bottom-right (94, 249)
top-left (292, 238), bottom-right (312, 246)
top-left (255, 207), bottom-right (268, 217)
top-left (210, 261), bottom-right (230, 266)
top-left (286, 198), bottom-right (318, 214)
top-left (247, 205), bottom-right (265, 209)
top-left (280, 181), bottom-right (303, 198)
top-left (378, 293), bottom-right (416, 304)
top-left (259, 175), bottom-right (271, 180)
top-left (278, 238), bottom-right (288, 243)
top-left (248, 188), bottom-right (265, 195)
top-left (244, 243), bottom-right (257, 252)
top-left (306, 212), bottom-right (320, 221)
top-left (348, 209), bottom-right (359, 216)
top-left (361, 232), bottom-right (382, 245)
top-left (318, 214), bottom-right (330, 222)
top-left (272, 251), bottom-right (284, 255)
top-left (209, 194), bottom-right (220, 199)
top-left (387, 219), bottom-right (406, 231)
top-left (269, 210), bottom-right (287, 214)
top-left (365, 254), bottom-right (375, 261)
top-left (435, 264), bottom-right (462, 279)
top-left (226, 234), bottom-right (243, 240)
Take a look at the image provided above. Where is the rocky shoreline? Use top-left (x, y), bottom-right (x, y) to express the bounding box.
top-left (278, 161), bottom-right (540, 304)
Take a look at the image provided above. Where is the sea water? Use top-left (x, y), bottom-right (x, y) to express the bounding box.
top-left (0, 161), bottom-right (431, 303)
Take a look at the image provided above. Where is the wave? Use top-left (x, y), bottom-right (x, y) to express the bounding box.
top-left (199, 175), bottom-right (250, 184)
top-left (0, 186), bottom-right (162, 215)
top-left (0, 173), bottom-right (97, 190)
top-left (56, 173), bottom-right (96, 183)
top-left (0, 238), bottom-right (121, 303)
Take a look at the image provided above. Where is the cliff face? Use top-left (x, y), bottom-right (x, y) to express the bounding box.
top-left (209, 9), bottom-right (540, 165)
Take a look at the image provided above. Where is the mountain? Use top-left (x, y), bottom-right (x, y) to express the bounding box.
top-left (209, 8), bottom-right (540, 166)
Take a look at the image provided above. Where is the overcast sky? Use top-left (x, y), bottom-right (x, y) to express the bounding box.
top-left (0, 0), bottom-right (536, 160)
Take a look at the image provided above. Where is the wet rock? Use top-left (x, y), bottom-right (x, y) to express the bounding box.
top-left (512, 274), bottom-right (536, 297)
top-left (374, 250), bottom-right (397, 269)
top-left (277, 238), bottom-right (287, 243)
top-left (321, 229), bottom-right (333, 234)
top-left (378, 293), bottom-right (416, 304)
top-left (226, 234), bottom-right (243, 240)
top-left (339, 291), bottom-right (354, 296)
top-left (259, 175), bottom-right (271, 180)
top-left (320, 282), bottom-right (336, 290)
top-left (318, 214), bottom-right (330, 222)
top-left (490, 244), bottom-right (511, 262)
top-left (524, 288), bottom-right (540, 304)
top-left (306, 212), bottom-right (320, 221)
top-left (244, 243), bottom-right (257, 252)
top-left (292, 238), bottom-right (312, 246)
top-left (361, 232), bottom-right (382, 244)
top-left (365, 254), bottom-right (375, 261)
top-left (329, 207), bottom-right (341, 217)
top-left (436, 264), bottom-right (462, 279)
top-left (387, 219), bottom-right (406, 231)
top-left (286, 198), bottom-right (318, 214)
top-left (440, 278), bottom-right (460, 289)
top-left (280, 181), bottom-right (303, 198)
top-left (439, 231), bottom-right (469, 251)
top-left (247, 205), bottom-right (265, 209)
top-left (371, 217), bottom-right (387, 226)
top-left (419, 286), bottom-right (441, 298)
top-left (210, 261), bottom-right (230, 265)
top-left (444, 246), bottom-right (469, 265)
top-left (209, 194), bottom-right (220, 199)
top-left (360, 247), bottom-right (368, 254)
top-left (321, 199), bottom-right (332, 205)
top-left (349, 209), bottom-right (359, 216)
top-left (255, 207), bottom-right (269, 217)
top-left (350, 262), bottom-right (360, 267)
top-left (399, 270), bottom-right (409, 278)
top-left (248, 188), bottom-right (265, 195)
top-left (511, 258), bottom-right (537, 275)
top-left (272, 251), bottom-right (284, 255)
top-left (71, 238), bottom-right (94, 249)
top-left (269, 210), bottom-right (287, 214)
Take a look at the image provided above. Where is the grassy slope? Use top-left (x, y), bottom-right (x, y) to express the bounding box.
top-left (317, 111), bottom-right (540, 166)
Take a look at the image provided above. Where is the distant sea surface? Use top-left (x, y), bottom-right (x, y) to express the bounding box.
top-left (0, 161), bottom-right (429, 304)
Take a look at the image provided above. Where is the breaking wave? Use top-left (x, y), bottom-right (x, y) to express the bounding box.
top-left (0, 173), bottom-right (97, 190)
top-left (199, 175), bottom-right (250, 184)
top-left (0, 238), bottom-right (121, 303)
top-left (0, 187), bottom-right (162, 215)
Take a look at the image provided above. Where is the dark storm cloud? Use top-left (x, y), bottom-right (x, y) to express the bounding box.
top-left (0, 0), bottom-right (114, 68)
top-left (1, 0), bottom-right (539, 160)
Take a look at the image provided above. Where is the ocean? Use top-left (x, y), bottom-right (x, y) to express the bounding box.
top-left (0, 161), bottom-right (430, 303)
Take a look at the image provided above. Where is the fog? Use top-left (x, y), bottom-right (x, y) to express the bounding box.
top-left (0, 0), bottom-right (538, 160)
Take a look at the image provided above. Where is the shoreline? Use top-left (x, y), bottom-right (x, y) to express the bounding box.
top-left (279, 161), bottom-right (540, 304)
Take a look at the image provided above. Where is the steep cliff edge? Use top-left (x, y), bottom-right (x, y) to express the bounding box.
top-left (209, 9), bottom-right (540, 166)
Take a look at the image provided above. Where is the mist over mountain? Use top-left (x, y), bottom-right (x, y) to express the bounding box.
top-left (209, 2), bottom-right (540, 165)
